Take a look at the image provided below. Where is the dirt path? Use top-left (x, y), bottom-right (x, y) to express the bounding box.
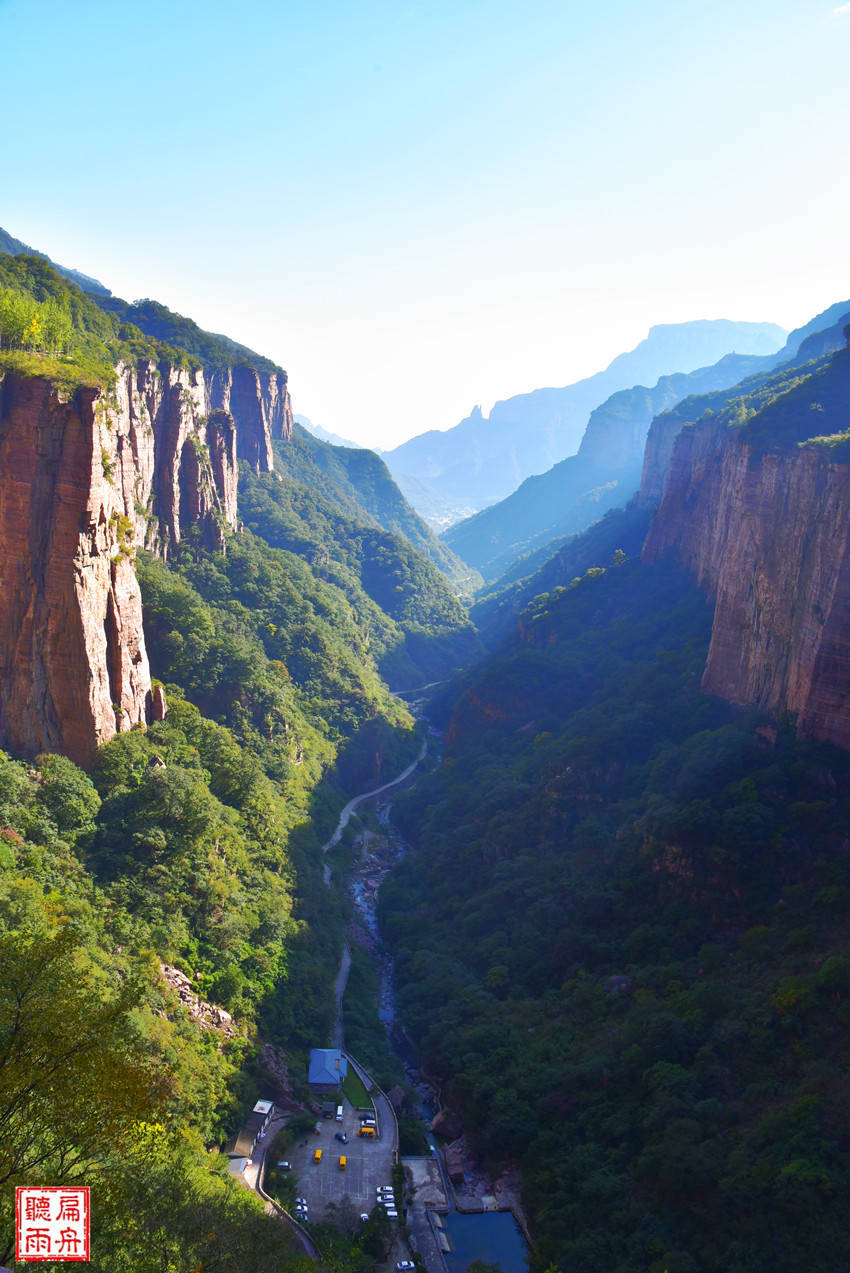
top-left (321, 739), bottom-right (428, 884)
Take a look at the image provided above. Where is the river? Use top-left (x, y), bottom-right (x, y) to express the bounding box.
top-left (325, 705), bottom-right (530, 1273)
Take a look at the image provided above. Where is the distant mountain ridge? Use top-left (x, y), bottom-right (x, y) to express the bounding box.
top-left (293, 412), bottom-right (360, 449)
top-left (444, 351), bottom-right (774, 581)
top-left (383, 318), bottom-right (787, 515)
top-left (471, 296), bottom-right (850, 650)
top-left (444, 303), bottom-right (849, 582)
top-left (278, 425), bottom-right (481, 599)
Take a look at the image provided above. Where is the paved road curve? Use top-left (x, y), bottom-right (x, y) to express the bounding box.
top-left (242, 1113), bottom-right (320, 1260)
top-left (322, 740), bottom-right (428, 884)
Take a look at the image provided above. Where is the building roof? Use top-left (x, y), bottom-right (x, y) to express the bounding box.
top-left (308, 1048), bottom-right (349, 1087)
top-left (253, 1099), bottom-right (274, 1116)
top-left (224, 1129), bottom-right (255, 1158)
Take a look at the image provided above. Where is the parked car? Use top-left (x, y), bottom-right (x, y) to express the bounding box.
top-left (334, 1131), bottom-right (348, 1143)
top-left (385, 1208), bottom-right (398, 1219)
top-left (397, 1263), bottom-right (415, 1271)
top-left (277, 1160), bottom-right (291, 1170)
top-left (360, 1213), bottom-right (370, 1222)
top-left (295, 1198), bottom-right (307, 1206)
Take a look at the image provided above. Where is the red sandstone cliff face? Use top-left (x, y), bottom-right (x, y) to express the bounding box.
top-left (205, 365), bottom-right (293, 472)
top-left (0, 357), bottom-right (294, 763)
top-left (643, 415), bottom-right (850, 750)
top-left (0, 374), bottom-right (152, 765)
top-left (111, 361), bottom-right (239, 555)
top-left (110, 359), bottom-right (292, 554)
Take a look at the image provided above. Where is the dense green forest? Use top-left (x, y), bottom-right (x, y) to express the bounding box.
top-left (380, 556), bottom-right (850, 1273)
top-left (0, 502), bottom-right (429, 1267)
top-left (5, 238), bottom-right (850, 1272)
top-left (238, 455), bottom-right (482, 686)
top-left (0, 254), bottom-right (208, 388)
top-left (0, 248), bottom-right (449, 1270)
top-left (271, 424), bottom-right (481, 598)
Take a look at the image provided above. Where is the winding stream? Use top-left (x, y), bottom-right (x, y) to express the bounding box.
top-left (322, 709), bottom-right (530, 1272)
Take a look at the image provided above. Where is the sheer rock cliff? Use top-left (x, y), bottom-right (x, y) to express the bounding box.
top-left (0, 358), bottom-right (293, 763)
top-left (643, 407), bottom-right (850, 750)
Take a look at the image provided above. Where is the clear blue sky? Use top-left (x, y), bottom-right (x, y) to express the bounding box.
top-left (2, 0), bottom-right (848, 448)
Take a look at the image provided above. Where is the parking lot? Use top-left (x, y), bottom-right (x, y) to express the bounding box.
top-left (283, 1095), bottom-right (396, 1222)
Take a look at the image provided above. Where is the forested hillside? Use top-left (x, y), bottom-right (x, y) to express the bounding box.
top-left (381, 558), bottom-right (850, 1273)
top-left (271, 424), bottom-right (482, 598)
top-left (0, 243), bottom-right (463, 1271)
top-left (239, 453), bottom-right (482, 687)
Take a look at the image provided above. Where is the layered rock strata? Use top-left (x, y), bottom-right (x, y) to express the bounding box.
top-left (111, 359), bottom-right (292, 553)
top-left (206, 365), bottom-right (293, 471)
top-left (0, 357), bottom-right (293, 763)
top-left (0, 373), bottom-right (153, 765)
top-left (643, 415), bottom-right (850, 749)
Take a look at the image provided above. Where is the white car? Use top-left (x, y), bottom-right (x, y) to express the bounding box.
top-left (360, 1213), bottom-right (370, 1222)
top-left (397, 1262), bottom-right (415, 1271)
top-left (385, 1208), bottom-right (398, 1219)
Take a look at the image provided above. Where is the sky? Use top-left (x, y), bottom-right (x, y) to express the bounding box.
top-left (1, 0), bottom-right (849, 450)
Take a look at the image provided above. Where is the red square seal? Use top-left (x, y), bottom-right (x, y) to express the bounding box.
top-left (15, 1187), bottom-right (90, 1262)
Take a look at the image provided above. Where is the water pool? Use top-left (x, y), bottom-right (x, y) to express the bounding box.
top-left (442, 1209), bottom-right (530, 1273)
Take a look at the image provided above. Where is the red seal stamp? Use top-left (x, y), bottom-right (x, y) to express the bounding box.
top-left (15, 1187), bottom-right (90, 1262)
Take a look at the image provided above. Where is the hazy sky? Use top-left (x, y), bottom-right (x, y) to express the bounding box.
top-left (2, 0), bottom-right (848, 449)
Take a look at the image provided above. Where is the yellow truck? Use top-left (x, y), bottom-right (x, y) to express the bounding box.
top-left (313, 1148), bottom-right (322, 1164)
top-left (358, 1126), bottom-right (375, 1138)
top-left (339, 1155), bottom-right (347, 1170)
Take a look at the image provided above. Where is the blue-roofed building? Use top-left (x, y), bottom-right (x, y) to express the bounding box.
top-left (308, 1048), bottom-right (348, 1092)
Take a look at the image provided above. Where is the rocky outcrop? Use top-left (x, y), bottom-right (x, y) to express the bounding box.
top-left (0, 356), bottom-right (293, 764)
top-left (643, 413), bottom-right (850, 749)
top-left (159, 963), bottom-right (237, 1037)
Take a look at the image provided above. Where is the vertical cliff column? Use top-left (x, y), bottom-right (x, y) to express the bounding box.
top-left (176, 409), bottom-right (239, 551)
top-left (0, 373), bottom-right (152, 766)
top-left (264, 370), bottom-right (294, 442)
top-left (205, 366), bottom-right (292, 470)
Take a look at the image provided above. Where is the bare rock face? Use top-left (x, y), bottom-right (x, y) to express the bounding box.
top-left (637, 408), bottom-right (690, 507)
top-left (111, 361), bottom-right (240, 555)
top-left (643, 415), bottom-right (850, 750)
top-left (205, 366), bottom-right (293, 472)
top-left (258, 1042), bottom-right (306, 1111)
top-left (431, 1107), bottom-right (463, 1140)
top-left (0, 355), bottom-right (289, 764)
top-left (0, 374), bottom-right (152, 765)
top-left (159, 963), bottom-right (237, 1037)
